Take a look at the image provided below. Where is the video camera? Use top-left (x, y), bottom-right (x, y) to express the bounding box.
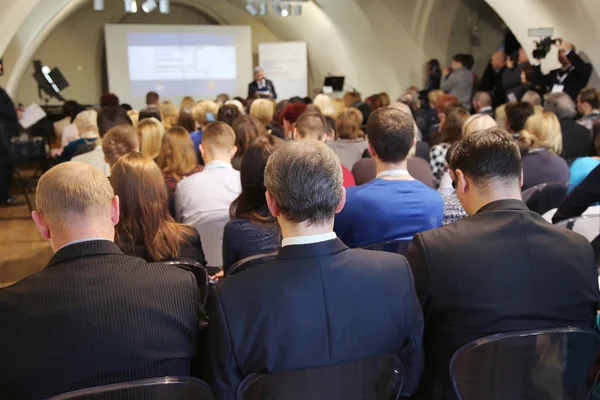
top-left (533, 37), bottom-right (559, 60)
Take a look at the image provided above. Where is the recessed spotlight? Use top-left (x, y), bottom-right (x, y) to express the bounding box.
top-left (141, 0), bottom-right (157, 13)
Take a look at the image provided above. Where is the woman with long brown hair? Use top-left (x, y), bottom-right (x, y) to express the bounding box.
top-left (230, 115), bottom-right (265, 170)
top-left (111, 152), bottom-right (206, 264)
top-left (157, 126), bottom-right (203, 196)
top-left (222, 135), bottom-right (282, 273)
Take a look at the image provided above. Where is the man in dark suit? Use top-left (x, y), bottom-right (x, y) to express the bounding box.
top-left (532, 39), bottom-right (592, 102)
top-left (407, 128), bottom-right (600, 400)
top-left (0, 162), bottom-right (204, 399)
top-left (207, 140), bottom-right (424, 400)
top-left (247, 67), bottom-right (277, 99)
top-left (478, 51), bottom-right (506, 108)
top-left (0, 85), bottom-right (24, 206)
top-left (471, 91), bottom-right (495, 119)
top-left (545, 92), bottom-right (592, 161)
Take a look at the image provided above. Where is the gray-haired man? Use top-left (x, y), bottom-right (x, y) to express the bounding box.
top-left (248, 66), bottom-right (277, 99)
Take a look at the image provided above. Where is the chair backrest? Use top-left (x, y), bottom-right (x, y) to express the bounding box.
top-left (237, 354), bottom-right (404, 400)
top-left (47, 376), bottom-right (214, 399)
top-left (226, 252), bottom-right (278, 277)
top-left (361, 240), bottom-right (412, 256)
top-left (555, 214), bottom-right (600, 242)
top-left (522, 182), bottom-right (569, 215)
top-left (450, 327), bottom-right (600, 400)
top-left (159, 260), bottom-right (209, 306)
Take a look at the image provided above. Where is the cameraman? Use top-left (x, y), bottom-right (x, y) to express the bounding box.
top-left (532, 39), bottom-right (592, 101)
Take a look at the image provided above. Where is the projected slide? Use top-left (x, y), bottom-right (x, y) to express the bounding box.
top-left (127, 32), bottom-right (237, 97)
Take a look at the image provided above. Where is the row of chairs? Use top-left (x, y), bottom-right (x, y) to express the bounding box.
top-left (47, 327), bottom-right (600, 399)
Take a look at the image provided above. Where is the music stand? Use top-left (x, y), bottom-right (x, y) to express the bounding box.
top-left (324, 76), bottom-right (345, 92)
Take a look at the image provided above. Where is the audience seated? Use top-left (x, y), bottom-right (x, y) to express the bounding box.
top-left (102, 124), bottom-right (140, 167)
top-left (504, 102), bottom-right (534, 136)
top-left (127, 109), bottom-right (139, 126)
top-left (222, 136), bottom-right (282, 274)
top-left (112, 152), bottom-right (206, 264)
top-left (160, 101), bottom-right (179, 129)
top-left (71, 110), bottom-right (111, 176)
top-left (407, 128), bottom-right (600, 400)
top-left (175, 122), bottom-right (241, 269)
top-left (343, 91), bottom-right (361, 107)
top-left (249, 98), bottom-right (275, 131)
top-left (138, 107), bottom-right (162, 122)
top-left (180, 95), bottom-right (196, 113)
top-left (328, 107), bottom-right (368, 169)
top-left (553, 163), bottom-right (600, 223)
top-left (61, 109), bottom-right (102, 161)
top-left (280, 103), bottom-right (307, 139)
top-left (519, 112), bottom-right (570, 190)
top-left (176, 109), bottom-right (196, 133)
top-left (136, 117), bottom-right (164, 161)
top-left (428, 94), bottom-right (459, 141)
top-left (430, 107), bottom-right (470, 185)
top-left (230, 115), bottom-right (265, 170)
top-left (313, 94), bottom-right (336, 118)
top-left (334, 108), bottom-right (443, 247)
top-left (207, 140), bottom-right (424, 399)
top-left (576, 87), bottom-right (600, 131)
top-left (157, 126), bottom-right (204, 197)
top-left (0, 162), bottom-right (203, 399)
top-left (191, 100), bottom-right (220, 163)
top-left (352, 151), bottom-right (435, 188)
top-left (569, 123), bottom-right (600, 192)
top-left (56, 100), bottom-right (83, 147)
top-left (545, 92), bottom-right (592, 161)
top-left (97, 105), bottom-right (133, 136)
top-left (471, 91), bottom-right (494, 118)
top-left (217, 104), bottom-right (242, 127)
top-left (224, 99), bottom-right (245, 116)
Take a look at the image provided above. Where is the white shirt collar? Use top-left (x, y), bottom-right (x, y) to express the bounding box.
top-left (480, 106), bottom-right (492, 113)
top-left (59, 238), bottom-right (111, 251)
top-left (204, 160), bottom-right (233, 171)
top-left (282, 232), bottom-right (337, 247)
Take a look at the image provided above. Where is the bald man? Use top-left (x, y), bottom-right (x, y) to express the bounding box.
top-left (479, 50), bottom-right (507, 107)
top-left (0, 162), bottom-right (204, 399)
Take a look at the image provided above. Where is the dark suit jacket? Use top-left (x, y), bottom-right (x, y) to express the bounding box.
top-left (248, 79), bottom-right (277, 99)
top-left (407, 199), bottom-right (600, 400)
top-left (560, 118), bottom-right (592, 161)
top-left (118, 230), bottom-right (207, 265)
top-left (207, 238), bottom-right (424, 400)
top-left (533, 51), bottom-right (592, 101)
top-left (0, 240), bottom-right (203, 399)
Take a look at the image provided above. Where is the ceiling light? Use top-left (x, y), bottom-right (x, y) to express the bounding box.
top-left (93, 0), bottom-right (104, 11)
top-left (281, 3), bottom-right (290, 17)
top-left (141, 0), bottom-right (157, 13)
top-left (259, 2), bottom-right (268, 16)
top-left (246, 3), bottom-right (258, 16)
top-left (124, 0), bottom-right (137, 12)
top-left (159, 0), bottom-right (170, 14)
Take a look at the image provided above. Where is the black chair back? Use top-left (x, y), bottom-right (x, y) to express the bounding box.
top-left (47, 376), bottom-right (214, 399)
top-left (450, 327), bottom-right (600, 400)
top-left (237, 354), bottom-right (404, 400)
top-left (226, 252), bottom-right (278, 277)
top-left (361, 240), bottom-right (412, 256)
top-left (159, 260), bottom-right (209, 306)
top-left (522, 182), bottom-right (569, 215)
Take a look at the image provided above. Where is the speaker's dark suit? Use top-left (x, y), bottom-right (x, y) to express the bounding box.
top-left (207, 238), bottom-right (424, 400)
top-left (247, 79), bottom-right (277, 99)
top-left (407, 199), bottom-right (600, 400)
top-left (0, 240), bottom-right (204, 399)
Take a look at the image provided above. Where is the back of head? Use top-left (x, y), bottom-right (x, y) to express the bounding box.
top-left (389, 102), bottom-right (414, 117)
top-left (217, 104), bottom-right (242, 126)
top-left (578, 87), bottom-right (600, 110)
top-left (232, 135), bottom-right (282, 220)
top-left (544, 92), bottom-right (577, 120)
top-left (451, 53), bottom-right (465, 67)
top-left (379, 92), bottom-right (391, 107)
top-left (231, 115), bottom-right (265, 157)
top-left (397, 92), bottom-right (419, 111)
top-left (202, 121), bottom-right (236, 155)
top-left (473, 91), bottom-right (492, 108)
top-left (519, 112), bottom-right (563, 154)
top-left (461, 54), bottom-right (474, 70)
top-left (137, 117), bottom-right (165, 159)
top-left (281, 103), bottom-right (308, 125)
top-left (180, 96), bottom-right (195, 112)
top-left (160, 101), bottom-right (179, 128)
top-left (215, 93), bottom-right (230, 106)
top-left (336, 107), bottom-right (364, 140)
top-left (73, 109), bottom-right (99, 138)
top-left (127, 110), bottom-right (139, 126)
top-left (250, 99), bottom-right (275, 126)
top-left (176, 110), bottom-right (195, 133)
top-left (365, 94), bottom-right (384, 110)
top-left (440, 107), bottom-right (470, 143)
top-left (139, 107), bottom-right (162, 122)
top-left (36, 162), bottom-right (114, 228)
top-left (146, 91), bottom-right (159, 106)
top-left (462, 114), bottom-right (497, 137)
top-left (313, 94), bottom-right (336, 117)
top-left (157, 126), bottom-right (197, 176)
top-left (343, 91), bottom-right (361, 107)
top-left (111, 152), bottom-right (191, 261)
top-left (100, 92), bottom-right (119, 107)
top-left (97, 106), bottom-right (132, 136)
top-left (225, 99), bottom-right (246, 116)
top-left (522, 91), bottom-right (542, 106)
top-left (437, 94), bottom-right (460, 115)
top-left (295, 112), bottom-right (328, 141)
top-left (367, 107), bottom-right (415, 163)
top-left (62, 100), bottom-right (82, 120)
top-left (449, 127), bottom-right (521, 190)
top-left (505, 102), bottom-right (535, 133)
top-left (428, 90), bottom-right (445, 108)
top-left (192, 100), bottom-right (219, 128)
top-left (102, 124), bottom-right (139, 166)
top-left (264, 140), bottom-right (343, 224)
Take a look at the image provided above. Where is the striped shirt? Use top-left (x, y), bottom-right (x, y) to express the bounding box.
top-left (175, 161), bottom-right (241, 268)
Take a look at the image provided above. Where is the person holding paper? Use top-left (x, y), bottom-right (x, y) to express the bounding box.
top-left (247, 67), bottom-right (277, 100)
top-left (0, 85), bottom-right (24, 207)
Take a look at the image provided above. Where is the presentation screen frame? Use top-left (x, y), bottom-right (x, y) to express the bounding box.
top-left (104, 24), bottom-right (252, 109)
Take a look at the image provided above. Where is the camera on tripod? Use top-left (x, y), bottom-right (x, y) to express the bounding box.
top-left (532, 37), bottom-right (559, 60)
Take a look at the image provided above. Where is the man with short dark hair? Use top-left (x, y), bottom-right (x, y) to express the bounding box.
top-left (146, 91), bottom-right (159, 107)
top-left (441, 54), bottom-right (474, 108)
top-left (472, 91), bottom-right (494, 118)
top-left (207, 140), bottom-right (424, 400)
top-left (407, 128), bottom-right (600, 400)
top-left (334, 107), bottom-right (443, 247)
top-left (504, 101), bottom-right (534, 134)
top-left (577, 87), bottom-right (600, 131)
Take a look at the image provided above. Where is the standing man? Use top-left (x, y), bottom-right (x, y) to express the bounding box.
top-left (0, 85), bottom-right (24, 206)
top-left (441, 54), bottom-right (473, 109)
top-left (248, 67), bottom-right (277, 99)
top-left (479, 50), bottom-right (507, 107)
top-left (145, 91), bottom-right (160, 108)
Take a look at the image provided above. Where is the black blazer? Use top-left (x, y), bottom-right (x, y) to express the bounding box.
top-left (560, 118), bottom-right (592, 161)
top-left (407, 199), bottom-right (600, 400)
top-left (0, 240), bottom-right (204, 399)
top-left (248, 79), bottom-right (277, 99)
top-left (118, 230), bottom-right (207, 266)
top-left (206, 238), bottom-right (424, 400)
top-left (533, 51), bottom-right (592, 101)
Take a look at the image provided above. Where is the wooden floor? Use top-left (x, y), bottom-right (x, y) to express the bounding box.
top-left (0, 194), bottom-right (52, 288)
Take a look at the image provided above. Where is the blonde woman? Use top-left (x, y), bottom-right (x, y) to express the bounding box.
top-left (191, 100), bottom-right (219, 163)
top-left (127, 109), bottom-right (139, 126)
top-left (519, 112), bottom-right (569, 190)
top-left (157, 126), bottom-right (203, 196)
top-left (313, 94), bottom-right (336, 117)
top-left (462, 114), bottom-right (497, 137)
top-left (160, 101), bottom-right (179, 129)
top-left (180, 96), bottom-right (195, 113)
top-left (70, 110), bottom-right (111, 175)
top-left (249, 98), bottom-right (275, 129)
top-left (137, 117), bottom-right (165, 160)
